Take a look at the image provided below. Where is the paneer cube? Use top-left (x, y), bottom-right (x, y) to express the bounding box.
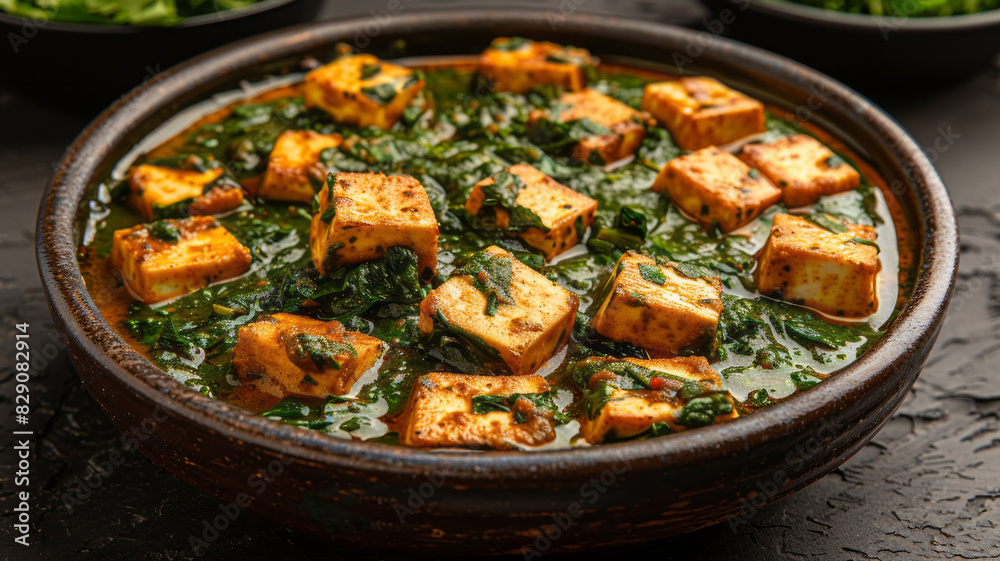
top-left (310, 172), bottom-right (439, 280)
top-left (641, 77), bottom-right (766, 151)
top-left (304, 53), bottom-right (425, 130)
top-left (651, 147), bottom-right (782, 232)
top-left (232, 313), bottom-right (384, 400)
top-left (740, 134), bottom-right (862, 208)
top-left (258, 130), bottom-right (342, 203)
top-left (466, 163), bottom-right (598, 260)
top-left (590, 252), bottom-right (723, 355)
top-left (575, 356), bottom-right (737, 444)
top-left (399, 373), bottom-right (557, 449)
top-left (110, 216), bottom-right (252, 304)
top-left (756, 213), bottom-right (880, 317)
top-left (546, 88), bottom-right (648, 164)
top-left (127, 163), bottom-right (243, 221)
top-left (477, 37), bottom-right (593, 94)
top-left (418, 246), bottom-right (579, 376)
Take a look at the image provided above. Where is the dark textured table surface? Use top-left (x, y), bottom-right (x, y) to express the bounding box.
top-left (2, 1), bottom-right (1000, 559)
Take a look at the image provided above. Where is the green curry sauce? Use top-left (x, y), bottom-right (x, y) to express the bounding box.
top-left (78, 61), bottom-right (914, 448)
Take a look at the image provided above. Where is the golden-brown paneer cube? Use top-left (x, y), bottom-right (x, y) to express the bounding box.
top-left (303, 53), bottom-right (424, 130)
top-left (740, 134), bottom-right (862, 208)
top-left (575, 356), bottom-right (738, 444)
top-left (418, 246), bottom-right (579, 376)
top-left (110, 216), bottom-right (252, 304)
top-left (548, 88), bottom-right (648, 164)
top-left (590, 252), bottom-right (723, 356)
top-left (477, 37), bottom-right (593, 94)
top-left (399, 373), bottom-right (557, 449)
top-left (258, 130), bottom-right (342, 203)
top-left (310, 172), bottom-right (439, 280)
top-left (652, 147), bottom-right (782, 232)
top-left (127, 164), bottom-right (243, 221)
top-left (756, 213), bottom-right (880, 318)
top-left (232, 313), bottom-right (384, 400)
top-left (641, 77), bottom-right (766, 151)
top-left (465, 163), bottom-right (597, 261)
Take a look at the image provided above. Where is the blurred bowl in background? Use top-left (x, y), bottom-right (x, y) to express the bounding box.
top-left (0, 0), bottom-right (322, 113)
top-left (700, 0), bottom-right (1000, 86)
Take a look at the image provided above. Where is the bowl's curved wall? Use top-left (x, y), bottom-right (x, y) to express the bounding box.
top-left (36, 11), bottom-right (957, 554)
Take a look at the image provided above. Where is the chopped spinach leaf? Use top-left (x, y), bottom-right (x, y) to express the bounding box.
top-left (340, 416), bottom-right (370, 432)
top-left (490, 36), bottom-right (532, 51)
top-left (148, 220), bottom-right (181, 242)
top-left (320, 174), bottom-right (337, 223)
top-left (638, 262), bottom-right (666, 285)
top-left (804, 213), bottom-right (849, 234)
top-left (457, 249), bottom-right (516, 313)
top-left (578, 381), bottom-right (617, 420)
top-left (423, 310), bottom-right (506, 375)
top-left (849, 237), bottom-right (880, 253)
top-left (471, 394), bottom-right (511, 414)
top-left (678, 394), bottom-right (733, 428)
top-left (790, 370), bottom-right (823, 390)
top-left (261, 399), bottom-right (311, 419)
top-left (289, 246), bottom-right (424, 321)
top-left (290, 333), bottom-right (357, 370)
top-left (360, 75), bottom-right (419, 105)
top-left (824, 154), bottom-right (847, 169)
top-left (480, 171), bottom-right (551, 233)
top-left (360, 63), bottom-right (382, 80)
top-left (672, 261), bottom-right (717, 281)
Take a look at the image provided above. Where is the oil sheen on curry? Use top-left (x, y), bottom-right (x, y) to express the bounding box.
top-left (78, 38), bottom-right (916, 450)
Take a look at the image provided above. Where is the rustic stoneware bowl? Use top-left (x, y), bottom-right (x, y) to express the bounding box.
top-left (36, 11), bottom-right (958, 555)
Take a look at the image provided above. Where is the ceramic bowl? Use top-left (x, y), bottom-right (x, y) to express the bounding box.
top-left (35, 11), bottom-right (958, 555)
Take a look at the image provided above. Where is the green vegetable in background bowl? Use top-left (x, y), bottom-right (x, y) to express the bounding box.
top-left (786, 0), bottom-right (999, 16)
top-left (0, 0), bottom-right (263, 25)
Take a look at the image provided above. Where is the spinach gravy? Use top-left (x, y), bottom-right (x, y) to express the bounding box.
top-left (78, 43), bottom-right (916, 450)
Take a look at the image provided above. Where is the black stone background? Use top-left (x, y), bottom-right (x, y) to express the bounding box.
top-left (2, 1), bottom-right (1000, 559)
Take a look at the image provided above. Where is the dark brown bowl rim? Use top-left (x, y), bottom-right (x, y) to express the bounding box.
top-left (741, 0), bottom-right (1000, 31)
top-left (0, 0), bottom-right (300, 33)
top-left (36, 10), bottom-right (958, 481)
